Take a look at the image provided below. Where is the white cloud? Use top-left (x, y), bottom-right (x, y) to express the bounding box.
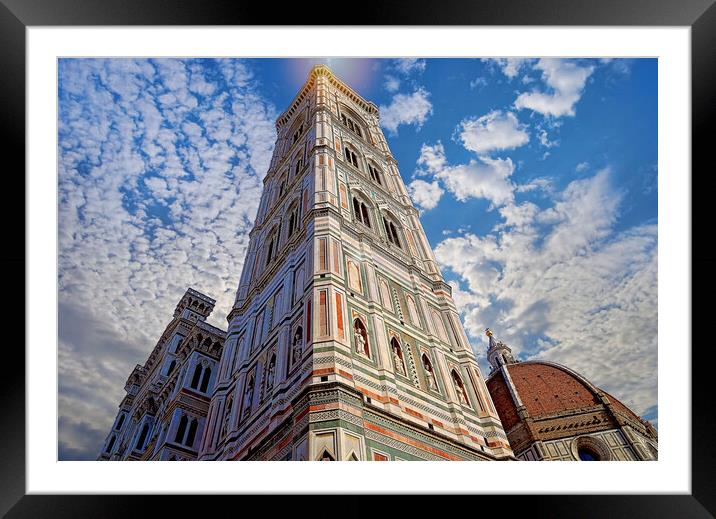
top-left (469, 77), bottom-right (487, 90)
top-left (576, 161), bottom-right (590, 172)
top-left (485, 58), bottom-right (530, 79)
top-left (415, 142), bottom-right (448, 175)
top-left (58, 58), bottom-right (277, 459)
top-left (434, 168), bottom-right (657, 417)
top-left (456, 110), bottom-right (530, 154)
top-left (393, 58), bottom-right (426, 75)
top-left (515, 58), bottom-right (594, 117)
top-left (408, 179), bottom-right (445, 211)
top-left (384, 75), bottom-right (400, 93)
top-left (437, 157), bottom-right (516, 208)
top-left (380, 88), bottom-right (433, 134)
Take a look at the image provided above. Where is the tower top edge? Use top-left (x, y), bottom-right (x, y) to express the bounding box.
top-left (275, 63), bottom-right (378, 129)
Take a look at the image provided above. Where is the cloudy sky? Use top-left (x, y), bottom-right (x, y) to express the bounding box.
top-left (58, 57), bottom-right (657, 460)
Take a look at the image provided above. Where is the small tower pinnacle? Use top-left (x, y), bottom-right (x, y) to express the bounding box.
top-left (173, 288), bottom-right (216, 322)
top-left (486, 328), bottom-right (517, 372)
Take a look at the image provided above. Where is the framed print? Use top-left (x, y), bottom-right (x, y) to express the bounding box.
top-left (4, 0), bottom-right (714, 516)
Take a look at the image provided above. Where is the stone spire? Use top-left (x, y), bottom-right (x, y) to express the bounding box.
top-left (486, 328), bottom-right (517, 372)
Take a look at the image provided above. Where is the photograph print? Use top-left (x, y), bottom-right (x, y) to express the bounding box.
top-left (57, 57), bottom-right (658, 462)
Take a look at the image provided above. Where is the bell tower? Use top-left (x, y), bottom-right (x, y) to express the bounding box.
top-left (486, 328), bottom-right (518, 372)
top-left (199, 65), bottom-right (513, 461)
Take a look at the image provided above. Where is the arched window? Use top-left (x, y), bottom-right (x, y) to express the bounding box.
top-left (353, 318), bottom-right (370, 357)
top-left (368, 163), bottom-right (383, 186)
top-left (166, 359), bottom-right (177, 376)
top-left (292, 123), bottom-right (304, 144)
top-left (344, 146), bottom-right (360, 169)
top-left (199, 366), bottom-right (212, 393)
top-left (185, 418), bottom-right (198, 448)
top-left (294, 157), bottom-right (303, 177)
top-left (422, 353), bottom-right (438, 392)
top-left (451, 369), bottom-right (470, 406)
top-left (390, 337), bottom-right (407, 377)
top-left (190, 364), bottom-right (203, 389)
top-left (105, 435), bottom-right (116, 454)
top-left (340, 111), bottom-right (364, 139)
top-left (382, 216), bottom-right (401, 248)
top-left (115, 414), bottom-right (125, 431)
top-left (287, 203), bottom-right (300, 239)
top-left (136, 422), bottom-right (150, 451)
top-left (265, 234), bottom-right (275, 267)
top-left (174, 415), bottom-right (188, 443)
top-left (352, 197), bottom-right (371, 228)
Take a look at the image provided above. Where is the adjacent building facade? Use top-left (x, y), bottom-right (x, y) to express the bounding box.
top-left (98, 289), bottom-right (225, 461)
top-left (99, 65), bottom-right (656, 462)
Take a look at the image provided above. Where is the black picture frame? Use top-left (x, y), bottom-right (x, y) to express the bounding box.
top-left (2, 0), bottom-right (712, 516)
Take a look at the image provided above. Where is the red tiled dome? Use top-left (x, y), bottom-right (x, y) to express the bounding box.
top-left (487, 361), bottom-right (611, 431)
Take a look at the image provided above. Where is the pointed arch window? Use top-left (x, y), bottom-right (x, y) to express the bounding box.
top-left (340, 112), bottom-right (364, 139)
top-left (405, 294), bottom-right (420, 327)
top-left (368, 163), bottom-right (383, 186)
top-left (115, 414), bottom-right (125, 431)
top-left (379, 279), bottom-right (393, 311)
top-left (165, 359), bottom-right (177, 376)
top-left (451, 369), bottom-right (470, 406)
top-left (174, 415), bottom-right (188, 443)
top-left (353, 318), bottom-right (370, 357)
top-left (294, 157), bottom-right (303, 177)
top-left (190, 363), bottom-right (203, 389)
top-left (136, 422), bottom-right (150, 451)
top-left (105, 435), bottom-right (117, 454)
top-left (344, 146), bottom-right (360, 169)
top-left (382, 215), bottom-right (402, 248)
top-left (287, 202), bottom-right (300, 239)
top-left (185, 418), bottom-right (198, 448)
top-left (199, 366), bottom-right (212, 393)
top-left (431, 310), bottom-right (449, 343)
top-left (352, 197), bottom-right (371, 228)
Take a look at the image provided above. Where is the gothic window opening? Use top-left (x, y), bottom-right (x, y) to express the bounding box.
top-left (287, 204), bottom-right (299, 239)
top-left (340, 113), bottom-right (364, 139)
top-left (199, 366), bottom-right (212, 393)
top-left (353, 318), bottom-right (370, 357)
top-left (292, 123), bottom-right (304, 144)
top-left (379, 279), bottom-right (393, 311)
top-left (405, 294), bottom-right (420, 327)
top-left (174, 415), bottom-right (188, 443)
top-left (106, 435), bottom-right (116, 454)
top-left (352, 197), bottom-right (371, 228)
top-left (136, 422), bottom-right (150, 451)
top-left (422, 353), bottom-right (438, 392)
top-left (390, 338), bottom-right (407, 377)
top-left (344, 146), bottom-right (359, 169)
top-left (451, 369), bottom-right (470, 406)
top-left (368, 163), bottom-right (383, 186)
top-left (185, 418), bottom-right (198, 448)
top-left (382, 216), bottom-right (401, 248)
top-left (190, 363), bottom-right (203, 389)
top-left (166, 359), bottom-right (176, 376)
top-left (265, 235), bottom-right (275, 267)
top-left (115, 414), bottom-right (125, 431)
top-left (294, 158), bottom-right (303, 177)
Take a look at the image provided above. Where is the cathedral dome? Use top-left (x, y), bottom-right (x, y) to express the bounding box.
top-left (483, 329), bottom-right (657, 461)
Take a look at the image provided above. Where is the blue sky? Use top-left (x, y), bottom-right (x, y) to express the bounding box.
top-left (58, 57), bottom-right (657, 460)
